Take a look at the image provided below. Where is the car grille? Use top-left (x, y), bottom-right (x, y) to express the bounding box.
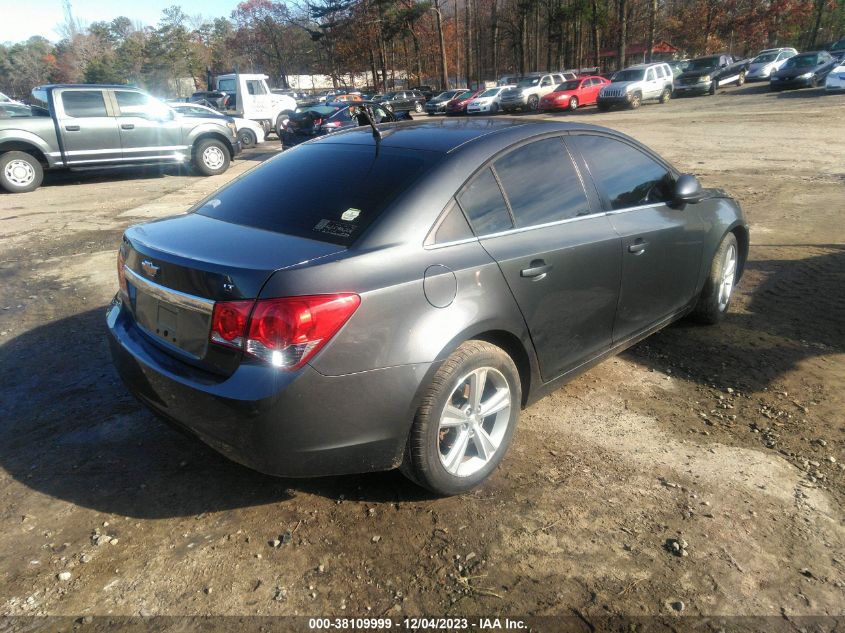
top-left (680, 76), bottom-right (699, 85)
top-left (601, 88), bottom-right (624, 98)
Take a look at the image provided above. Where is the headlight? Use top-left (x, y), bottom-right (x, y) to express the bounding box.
top-left (699, 75), bottom-right (711, 83)
top-left (799, 72), bottom-right (813, 79)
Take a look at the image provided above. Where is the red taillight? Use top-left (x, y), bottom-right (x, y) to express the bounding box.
top-left (210, 294), bottom-right (360, 370)
top-left (210, 300), bottom-right (252, 349)
top-left (117, 248), bottom-right (128, 296)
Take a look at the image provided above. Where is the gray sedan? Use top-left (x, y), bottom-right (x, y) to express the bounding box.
top-left (108, 119), bottom-right (748, 495)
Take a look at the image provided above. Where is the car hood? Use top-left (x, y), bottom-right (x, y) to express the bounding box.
top-left (541, 90), bottom-right (576, 99)
top-left (602, 81), bottom-right (639, 92)
top-left (773, 65), bottom-right (820, 78)
top-left (748, 62), bottom-right (774, 72)
top-left (679, 69), bottom-right (718, 80)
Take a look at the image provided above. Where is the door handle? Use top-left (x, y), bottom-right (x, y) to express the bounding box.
top-left (521, 259), bottom-right (553, 280)
top-left (64, 125), bottom-right (80, 131)
top-left (628, 240), bottom-right (648, 254)
top-left (121, 123), bottom-right (135, 130)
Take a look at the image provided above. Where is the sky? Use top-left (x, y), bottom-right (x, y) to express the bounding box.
top-left (0, 0), bottom-right (240, 44)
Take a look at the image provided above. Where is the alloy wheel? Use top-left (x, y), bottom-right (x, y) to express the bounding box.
top-left (717, 243), bottom-right (737, 311)
top-left (437, 367), bottom-right (512, 477)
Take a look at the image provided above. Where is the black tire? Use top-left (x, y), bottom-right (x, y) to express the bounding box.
top-left (659, 87), bottom-right (671, 103)
top-left (491, 102), bottom-right (499, 114)
top-left (237, 128), bottom-right (257, 149)
top-left (275, 113), bottom-right (289, 137)
top-left (0, 151), bottom-right (44, 193)
top-left (401, 340), bottom-right (521, 496)
top-left (809, 75), bottom-right (818, 88)
top-left (629, 92), bottom-right (642, 109)
top-left (193, 138), bottom-right (230, 176)
top-left (709, 80), bottom-right (718, 95)
top-left (737, 71), bottom-right (746, 87)
top-left (414, 101), bottom-right (423, 113)
top-left (527, 95), bottom-right (540, 111)
top-left (568, 96), bottom-right (579, 111)
top-left (691, 232), bottom-right (739, 325)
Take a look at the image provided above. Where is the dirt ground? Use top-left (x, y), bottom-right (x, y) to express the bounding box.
top-left (0, 84), bottom-right (843, 629)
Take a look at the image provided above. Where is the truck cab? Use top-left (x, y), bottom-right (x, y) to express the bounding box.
top-left (214, 74), bottom-right (297, 137)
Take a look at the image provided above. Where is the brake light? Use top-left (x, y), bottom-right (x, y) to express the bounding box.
top-left (210, 294), bottom-right (360, 370)
top-left (117, 248), bottom-right (128, 296)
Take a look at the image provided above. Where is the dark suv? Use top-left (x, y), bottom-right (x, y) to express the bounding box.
top-left (378, 90), bottom-right (426, 113)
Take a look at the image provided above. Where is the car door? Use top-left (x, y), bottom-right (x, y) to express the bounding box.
top-left (644, 67), bottom-right (661, 98)
top-left (459, 136), bottom-right (622, 382)
top-left (54, 89), bottom-right (122, 165)
top-left (112, 89), bottom-right (185, 162)
top-left (569, 133), bottom-right (705, 343)
top-left (585, 78), bottom-right (601, 103)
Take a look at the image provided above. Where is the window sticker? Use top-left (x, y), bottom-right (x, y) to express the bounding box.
top-left (341, 208), bottom-right (362, 221)
top-left (314, 219), bottom-right (355, 238)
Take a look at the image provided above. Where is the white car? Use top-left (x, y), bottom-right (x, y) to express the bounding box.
top-left (170, 103), bottom-right (267, 148)
top-left (746, 48), bottom-right (797, 82)
top-left (466, 85), bottom-right (515, 114)
top-left (0, 91), bottom-right (23, 105)
top-left (825, 63), bottom-right (845, 92)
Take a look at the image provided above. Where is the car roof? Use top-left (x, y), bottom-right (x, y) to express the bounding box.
top-left (36, 84), bottom-right (142, 90)
top-left (625, 62), bottom-right (668, 69)
top-left (309, 118), bottom-right (617, 154)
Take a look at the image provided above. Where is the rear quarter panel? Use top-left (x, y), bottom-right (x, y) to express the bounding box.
top-left (0, 120), bottom-right (61, 167)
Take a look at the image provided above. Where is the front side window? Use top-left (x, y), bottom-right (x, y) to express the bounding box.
top-left (456, 168), bottom-right (513, 236)
top-left (246, 80), bottom-right (267, 95)
top-left (61, 91), bottom-right (108, 117)
top-left (494, 137), bottom-right (589, 227)
top-left (571, 135), bottom-right (674, 210)
top-left (115, 91), bottom-right (172, 119)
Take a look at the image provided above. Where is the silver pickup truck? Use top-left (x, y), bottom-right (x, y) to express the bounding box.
top-left (0, 84), bottom-right (241, 193)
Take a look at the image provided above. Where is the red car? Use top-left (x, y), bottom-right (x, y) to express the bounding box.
top-left (445, 89), bottom-right (485, 116)
top-left (539, 76), bottom-right (610, 112)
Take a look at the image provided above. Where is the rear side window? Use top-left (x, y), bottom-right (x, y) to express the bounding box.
top-left (432, 201), bottom-right (474, 244)
top-left (196, 144), bottom-right (439, 246)
top-left (571, 135), bottom-right (674, 210)
top-left (61, 91), bottom-right (108, 117)
top-left (493, 137), bottom-right (589, 226)
top-left (456, 168), bottom-right (513, 235)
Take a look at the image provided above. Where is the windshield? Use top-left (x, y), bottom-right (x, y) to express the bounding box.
top-left (479, 88), bottom-right (500, 97)
top-left (195, 144), bottom-right (440, 246)
top-left (752, 52), bottom-right (778, 63)
top-left (517, 77), bottom-right (541, 87)
top-left (687, 57), bottom-right (720, 71)
top-left (555, 80), bottom-right (580, 91)
top-left (296, 105), bottom-right (339, 117)
top-left (784, 54), bottom-right (818, 68)
top-left (831, 40), bottom-right (845, 51)
top-left (611, 69), bottom-right (645, 82)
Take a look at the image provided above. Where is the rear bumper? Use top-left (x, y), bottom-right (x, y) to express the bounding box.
top-left (107, 299), bottom-right (431, 478)
top-left (770, 77), bottom-right (814, 89)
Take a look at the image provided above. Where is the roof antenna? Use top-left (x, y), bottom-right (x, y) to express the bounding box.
top-left (357, 104), bottom-right (382, 141)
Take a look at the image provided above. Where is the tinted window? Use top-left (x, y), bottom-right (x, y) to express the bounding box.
top-left (196, 144), bottom-right (439, 246)
top-left (457, 168), bottom-right (513, 235)
top-left (494, 138), bottom-right (588, 227)
top-left (612, 69), bottom-right (645, 82)
top-left (61, 91), bottom-right (108, 117)
top-left (571, 135), bottom-right (673, 210)
top-left (434, 201), bottom-right (474, 244)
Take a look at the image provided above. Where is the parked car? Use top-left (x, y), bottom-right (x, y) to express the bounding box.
top-left (378, 90), bottom-right (427, 113)
top-left (412, 85), bottom-right (436, 100)
top-left (500, 72), bottom-right (577, 112)
top-left (597, 62), bottom-right (674, 110)
top-left (0, 84), bottom-right (240, 193)
top-left (0, 103), bottom-right (33, 117)
top-left (831, 50), bottom-right (845, 64)
top-left (745, 48), bottom-right (798, 82)
top-left (673, 54), bottom-right (749, 96)
top-left (445, 89), bottom-right (485, 115)
top-left (770, 51), bottom-right (837, 90)
top-left (170, 102), bottom-right (266, 148)
top-left (425, 89), bottom-right (469, 115)
top-left (0, 91), bottom-right (24, 105)
top-left (825, 61), bottom-right (845, 92)
top-left (281, 101), bottom-right (403, 146)
top-left (108, 118), bottom-right (748, 495)
top-left (332, 93), bottom-right (364, 103)
top-left (539, 76), bottom-right (610, 112)
top-left (828, 38), bottom-right (845, 55)
top-left (465, 86), bottom-right (514, 114)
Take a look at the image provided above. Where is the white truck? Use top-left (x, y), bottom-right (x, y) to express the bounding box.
top-left (213, 73), bottom-right (297, 138)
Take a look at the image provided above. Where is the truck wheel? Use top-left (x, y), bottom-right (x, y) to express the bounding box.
top-left (659, 87), bottom-right (671, 103)
top-left (193, 139), bottom-right (230, 176)
top-left (527, 95), bottom-right (540, 111)
top-left (737, 71), bottom-right (746, 86)
top-left (237, 128), bottom-right (257, 149)
top-left (275, 113), bottom-right (289, 137)
top-left (0, 151), bottom-right (44, 193)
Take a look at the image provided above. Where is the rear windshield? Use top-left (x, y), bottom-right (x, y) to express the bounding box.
top-left (195, 143), bottom-right (439, 246)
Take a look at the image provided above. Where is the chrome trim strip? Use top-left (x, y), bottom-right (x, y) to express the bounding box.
top-left (124, 266), bottom-right (214, 315)
top-left (605, 202), bottom-right (668, 215)
top-left (478, 210), bottom-right (608, 240)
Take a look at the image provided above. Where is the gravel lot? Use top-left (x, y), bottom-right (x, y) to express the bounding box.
top-left (1, 84), bottom-right (843, 626)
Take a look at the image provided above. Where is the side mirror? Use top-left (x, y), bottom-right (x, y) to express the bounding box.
top-left (674, 174), bottom-right (704, 204)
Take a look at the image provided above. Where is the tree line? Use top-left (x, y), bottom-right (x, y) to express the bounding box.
top-left (1, 0), bottom-right (843, 99)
